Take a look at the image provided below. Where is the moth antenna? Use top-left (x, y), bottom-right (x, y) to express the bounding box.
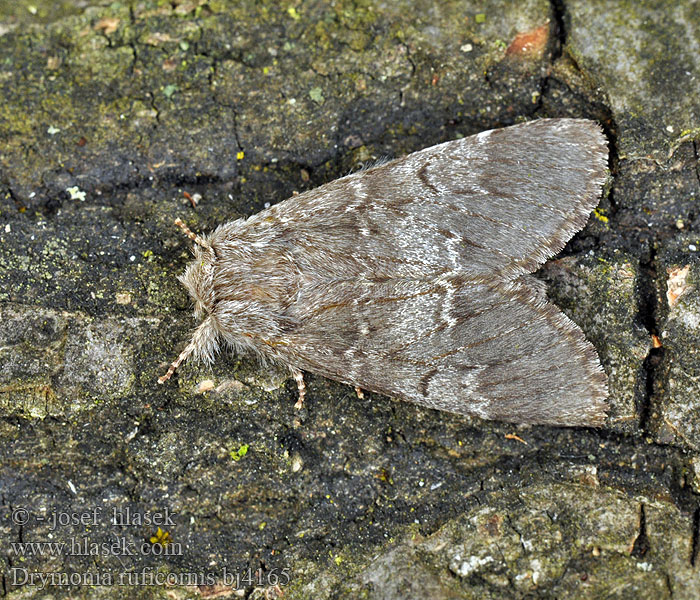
top-left (174, 218), bottom-right (208, 248)
top-left (158, 338), bottom-right (197, 384)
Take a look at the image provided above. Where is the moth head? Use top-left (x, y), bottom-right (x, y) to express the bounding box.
top-left (178, 245), bottom-right (217, 320)
top-left (158, 218), bottom-right (220, 384)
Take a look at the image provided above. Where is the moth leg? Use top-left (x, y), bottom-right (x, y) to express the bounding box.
top-left (355, 386), bottom-right (365, 400)
top-left (158, 338), bottom-right (196, 384)
top-left (293, 370), bottom-right (306, 409)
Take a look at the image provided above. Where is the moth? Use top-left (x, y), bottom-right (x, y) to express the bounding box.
top-left (159, 118), bottom-right (609, 427)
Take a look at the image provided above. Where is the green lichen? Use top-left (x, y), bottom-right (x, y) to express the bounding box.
top-left (308, 86), bottom-right (324, 104)
top-left (230, 443), bottom-right (250, 461)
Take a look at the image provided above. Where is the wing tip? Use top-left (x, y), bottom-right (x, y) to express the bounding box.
top-left (499, 118), bottom-right (610, 278)
top-left (543, 302), bottom-right (610, 428)
top-left (504, 281), bottom-right (610, 428)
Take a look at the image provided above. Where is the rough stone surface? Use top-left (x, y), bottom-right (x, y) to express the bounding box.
top-left (566, 0), bottom-right (700, 162)
top-left (648, 237), bottom-right (700, 451)
top-left (331, 484), bottom-right (700, 599)
top-left (1, 1), bottom-right (699, 599)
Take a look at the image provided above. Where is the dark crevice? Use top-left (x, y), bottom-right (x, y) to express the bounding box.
top-left (532, 69), bottom-right (547, 114)
top-left (506, 516), bottom-right (528, 553)
top-left (550, 0), bottom-right (567, 61)
top-left (692, 141), bottom-right (700, 197)
top-left (631, 504), bottom-right (650, 558)
top-left (599, 118), bottom-right (621, 211)
top-left (127, 41), bottom-right (138, 76)
top-left (664, 572), bottom-right (674, 597)
top-left (11, 190), bottom-right (27, 214)
top-left (691, 507), bottom-right (700, 567)
top-left (147, 91), bottom-right (161, 124)
top-left (404, 44), bottom-right (417, 77)
top-left (231, 108), bottom-right (243, 157)
top-left (533, 1), bottom-right (564, 114)
top-left (637, 244), bottom-right (661, 432)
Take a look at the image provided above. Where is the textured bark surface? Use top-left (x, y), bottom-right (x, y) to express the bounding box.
top-left (1, 1), bottom-right (699, 598)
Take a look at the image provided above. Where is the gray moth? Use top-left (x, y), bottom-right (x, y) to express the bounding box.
top-left (159, 118), bottom-right (609, 427)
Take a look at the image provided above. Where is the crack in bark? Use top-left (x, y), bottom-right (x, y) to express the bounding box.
top-left (531, 0), bottom-right (568, 114)
top-left (550, 0), bottom-right (567, 61)
top-left (692, 142), bottom-right (700, 222)
top-left (638, 244), bottom-right (661, 433)
top-left (691, 507), bottom-right (700, 567)
top-left (631, 503), bottom-right (650, 558)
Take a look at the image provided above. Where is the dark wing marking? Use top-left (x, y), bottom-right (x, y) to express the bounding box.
top-left (272, 276), bottom-right (607, 427)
